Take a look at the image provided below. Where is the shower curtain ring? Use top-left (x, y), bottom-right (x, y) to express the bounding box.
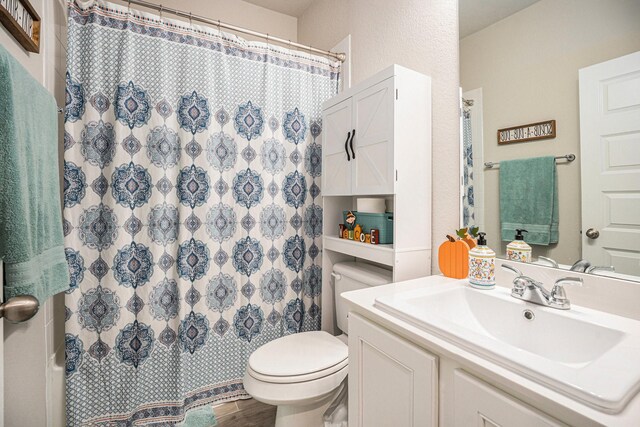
top-left (189, 12), bottom-right (192, 25)
top-left (159, 4), bottom-right (163, 19)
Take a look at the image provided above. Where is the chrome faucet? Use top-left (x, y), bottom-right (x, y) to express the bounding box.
top-left (570, 259), bottom-right (591, 272)
top-left (502, 264), bottom-right (583, 310)
top-left (570, 259), bottom-right (615, 274)
top-left (538, 256), bottom-right (559, 268)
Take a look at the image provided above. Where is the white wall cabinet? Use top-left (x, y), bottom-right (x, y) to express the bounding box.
top-left (323, 99), bottom-right (353, 195)
top-left (321, 65), bottom-right (432, 333)
top-left (322, 66), bottom-right (428, 197)
top-left (348, 313), bottom-right (438, 427)
top-left (323, 78), bottom-right (396, 195)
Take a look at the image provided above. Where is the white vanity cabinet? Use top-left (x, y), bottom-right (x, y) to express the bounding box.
top-left (453, 370), bottom-right (566, 427)
top-left (322, 65), bottom-right (430, 196)
top-left (348, 313), bottom-right (438, 427)
top-left (348, 313), bottom-right (570, 427)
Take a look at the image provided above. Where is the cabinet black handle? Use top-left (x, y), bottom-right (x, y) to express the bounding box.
top-left (345, 131), bottom-right (351, 161)
top-left (350, 129), bottom-right (356, 159)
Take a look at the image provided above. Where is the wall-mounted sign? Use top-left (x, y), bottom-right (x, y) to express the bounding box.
top-left (0, 0), bottom-right (41, 53)
top-left (497, 120), bottom-right (556, 145)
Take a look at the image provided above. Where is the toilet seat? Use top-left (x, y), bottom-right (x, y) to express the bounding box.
top-left (248, 331), bottom-right (348, 383)
top-left (246, 357), bottom-right (348, 384)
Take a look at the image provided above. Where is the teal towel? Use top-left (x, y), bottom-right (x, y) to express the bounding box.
top-left (499, 156), bottom-right (558, 245)
top-left (177, 405), bottom-right (217, 426)
top-left (0, 45), bottom-right (70, 301)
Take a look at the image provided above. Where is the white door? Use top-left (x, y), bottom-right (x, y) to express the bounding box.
top-left (348, 313), bottom-right (437, 427)
top-left (322, 99), bottom-right (353, 196)
top-left (579, 51), bottom-right (640, 276)
top-left (352, 78), bottom-right (395, 195)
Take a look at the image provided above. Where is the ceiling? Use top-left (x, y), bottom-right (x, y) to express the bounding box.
top-left (459, 0), bottom-right (541, 38)
top-left (243, 0), bottom-right (315, 18)
top-left (243, 0), bottom-right (541, 38)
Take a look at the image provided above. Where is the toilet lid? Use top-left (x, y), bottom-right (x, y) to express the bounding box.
top-left (249, 331), bottom-right (348, 378)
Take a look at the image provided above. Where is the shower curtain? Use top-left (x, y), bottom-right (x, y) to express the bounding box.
top-left (462, 108), bottom-right (475, 227)
top-left (62, 1), bottom-right (339, 424)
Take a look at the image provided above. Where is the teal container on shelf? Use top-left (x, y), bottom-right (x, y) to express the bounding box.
top-left (342, 211), bottom-right (394, 244)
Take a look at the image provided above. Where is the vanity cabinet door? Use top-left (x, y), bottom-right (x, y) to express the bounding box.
top-left (322, 98), bottom-right (353, 196)
top-left (351, 77), bottom-right (395, 195)
top-left (453, 369), bottom-right (566, 427)
top-left (348, 313), bottom-right (437, 427)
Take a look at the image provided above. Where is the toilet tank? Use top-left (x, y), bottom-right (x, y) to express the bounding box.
top-left (332, 262), bottom-right (392, 334)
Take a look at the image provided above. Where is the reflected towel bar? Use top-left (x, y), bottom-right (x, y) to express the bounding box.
top-left (484, 154), bottom-right (575, 169)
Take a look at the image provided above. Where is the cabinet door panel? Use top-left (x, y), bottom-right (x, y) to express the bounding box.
top-left (352, 78), bottom-right (395, 195)
top-left (453, 369), bottom-right (566, 427)
top-left (349, 313), bottom-right (437, 427)
top-left (322, 99), bottom-right (353, 195)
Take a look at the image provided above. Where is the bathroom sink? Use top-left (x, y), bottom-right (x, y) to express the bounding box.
top-left (374, 283), bottom-right (640, 413)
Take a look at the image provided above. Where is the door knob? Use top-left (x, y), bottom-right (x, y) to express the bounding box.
top-left (585, 228), bottom-right (600, 239)
top-left (0, 296), bottom-right (39, 323)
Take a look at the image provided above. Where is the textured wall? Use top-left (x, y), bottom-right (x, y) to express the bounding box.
top-left (298, 0), bottom-right (461, 272)
top-left (111, 0), bottom-right (298, 42)
top-left (460, 0), bottom-right (640, 263)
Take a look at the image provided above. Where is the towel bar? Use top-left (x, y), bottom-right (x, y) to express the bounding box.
top-left (484, 154), bottom-right (575, 169)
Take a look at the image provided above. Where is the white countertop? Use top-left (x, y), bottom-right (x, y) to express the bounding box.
top-left (341, 274), bottom-right (640, 427)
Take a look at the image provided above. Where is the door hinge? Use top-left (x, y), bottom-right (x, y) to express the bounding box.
top-left (395, 170), bottom-right (398, 181)
top-left (395, 89), bottom-right (398, 100)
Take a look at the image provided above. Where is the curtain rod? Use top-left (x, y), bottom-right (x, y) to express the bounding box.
top-left (484, 154), bottom-right (576, 169)
top-left (123, 0), bottom-right (346, 63)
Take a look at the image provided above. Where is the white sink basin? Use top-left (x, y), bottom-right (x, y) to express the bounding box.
top-left (374, 283), bottom-right (640, 413)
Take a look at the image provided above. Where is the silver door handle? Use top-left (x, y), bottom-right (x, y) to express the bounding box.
top-left (585, 228), bottom-right (600, 239)
top-left (0, 296), bottom-right (39, 323)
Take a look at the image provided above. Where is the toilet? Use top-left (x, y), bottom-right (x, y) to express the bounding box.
top-left (243, 261), bottom-right (393, 427)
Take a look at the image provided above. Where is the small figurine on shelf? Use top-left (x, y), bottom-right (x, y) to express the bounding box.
top-left (339, 224), bottom-right (346, 238)
top-left (345, 211), bottom-right (356, 229)
top-left (342, 229), bottom-right (350, 239)
top-left (365, 234), bottom-right (371, 243)
top-left (354, 224), bottom-right (362, 241)
top-left (359, 231), bottom-right (366, 242)
top-left (371, 229), bottom-right (380, 245)
top-left (344, 211), bottom-right (357, 240)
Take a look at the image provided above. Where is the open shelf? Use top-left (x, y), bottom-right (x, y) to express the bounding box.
top-left (323, 236), bottom-right (394, 266)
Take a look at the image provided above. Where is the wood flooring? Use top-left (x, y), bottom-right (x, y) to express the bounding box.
top-left (215, 398), bottom-right (277, 427)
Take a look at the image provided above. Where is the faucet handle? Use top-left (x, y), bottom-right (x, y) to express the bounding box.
top-left (501, 263), bottom-right (523, 277)
top-left (551, 277), bottom-right (583, 307)
top-left (586, 265), bottom-right (615, 274)
top-left (538, 256), bottom-right (559, 268)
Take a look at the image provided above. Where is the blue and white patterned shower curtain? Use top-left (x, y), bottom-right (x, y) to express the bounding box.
top-left (62, 1), bottom-right (339, 424)
top-left (462, 109), bottom-right (475, 227)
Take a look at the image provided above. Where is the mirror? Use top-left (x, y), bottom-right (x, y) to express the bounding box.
top-left (459, 0), bottom-right (640, 282)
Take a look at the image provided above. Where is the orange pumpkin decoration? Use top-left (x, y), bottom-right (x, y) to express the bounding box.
top-left (438, 235), bottom-right (470, 279)
top-left (461, 234), bottom-right (477, 250)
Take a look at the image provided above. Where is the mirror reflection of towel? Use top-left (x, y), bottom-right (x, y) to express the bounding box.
top-left (499, 156), bottom-right (558, 246)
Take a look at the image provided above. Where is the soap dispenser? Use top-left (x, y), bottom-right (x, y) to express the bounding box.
top-left (468, 232), bottom-right (496, 289)
top-left (506, 229), bottom-right (531, 263)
